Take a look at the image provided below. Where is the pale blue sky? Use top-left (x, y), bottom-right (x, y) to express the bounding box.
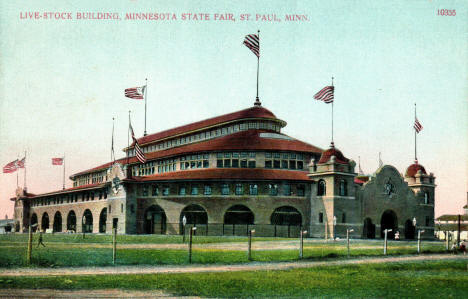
top-left (1, 0), bottom-right (467, 218)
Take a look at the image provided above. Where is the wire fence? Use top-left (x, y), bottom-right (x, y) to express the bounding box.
top-left (147, 223), bottom-right (304, 238)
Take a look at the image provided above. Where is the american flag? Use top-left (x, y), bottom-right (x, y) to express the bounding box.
top-left (52, 158), bottom-right (63, 165)
top-left (130, 124), bottom-right (146, 164)
top-left (16, 157), bottom-right (25, 168)
top-left (243, 34), bottom-right (259, 58)
top-left (125, 86), bottom-right (146, 100)
top-left (414, 118), bottom-right (423, 133)
top-left (3, 159), bottom-right (18, 173)
top-left (314, 86), bottom-right (334, 104)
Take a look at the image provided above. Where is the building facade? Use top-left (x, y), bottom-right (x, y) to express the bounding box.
top-left (12, 104), bottom-right (435, 239)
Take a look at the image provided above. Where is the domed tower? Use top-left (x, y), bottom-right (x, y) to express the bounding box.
top-left (308, 143), bottom-right (357, 239)
top-left (404, 159), bottom-right (436, 232)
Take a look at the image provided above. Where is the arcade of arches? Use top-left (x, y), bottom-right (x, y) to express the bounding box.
top-left (141, 204), bottom-right (303, 234)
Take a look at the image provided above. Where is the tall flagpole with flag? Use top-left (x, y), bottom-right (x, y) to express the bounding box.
top-left (23, 151), bottom-right (27, 191)
top-left (127, 110), bottom-right (131, 176)
top-left (243, 31), bottom-right (261, 106)
top-left (63, 154), bottom-right (66, 190)
top-left (125, 82), bottom-right (147, 136)
top-left (413, 103), bottom-right (423, 162)
top-left (313, 77), bottom-right (335, 146)
top-left (144, 78), bottom-right (148, 136)
top-left (111, 117), bottom-right (115, 163)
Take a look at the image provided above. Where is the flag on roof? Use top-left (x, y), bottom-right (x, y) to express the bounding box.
top-left (314, 86), bottom-right (334, 104)
top-left (130, 123), bottom-right (146, 164)
top-left (125, 86), bottom-right (146, 100)
top-left (3, 159), bottom-right (18, 173)
top-left (414, 118), bottom-right (423, 133)
top-left (243, 34), bottom-right (259, 58)
top-left (16, 157), bottom-right (25, 168)
top-left (52, 158), bottom-right (63, 165)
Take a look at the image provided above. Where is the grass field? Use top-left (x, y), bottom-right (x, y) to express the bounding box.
top-left (0, 259), bottom-right (466, 298)
top-left (0, 234), bottom-right (448, 267)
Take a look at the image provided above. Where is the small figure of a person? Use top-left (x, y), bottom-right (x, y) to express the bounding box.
top-left (395, 231), bottom-right (400, 240)
top-left (460, 240), bottom-right (466, 255)
top-left (37, 230), bottom-right (46, 248)
top-left (451, 242), bottom-right (457, 255)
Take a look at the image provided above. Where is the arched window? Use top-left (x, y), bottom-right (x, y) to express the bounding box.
top-left (53, 211), bottom-right (62, 232)
top-left (41, 212), bottom-right (49, 231)
top-left (339, 180), bottom-right (347, 196)
top-left (224, 205), bottom-right (254, 224)
top-left (235, 183), bottom-right (243, 195)
top-left (317, 180), bottom-right (326, 196)
top-left (67, 210), bottom-right (76, 232)
top-left (424, 192), bottom-right (429, 204)
top-left (249, 184), bottom-right (258, 195)
top-left (271, 206), bottom-right (302, 226)
top-left (82, 209), bottom-right (93, 233)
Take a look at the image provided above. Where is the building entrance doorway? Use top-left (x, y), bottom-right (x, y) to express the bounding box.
top-left (404, 219), bottom-right (415, 239)
top-left (144, 205), bottom-right (166, 234)
top-left (380, 210), bottom-right (398, 239)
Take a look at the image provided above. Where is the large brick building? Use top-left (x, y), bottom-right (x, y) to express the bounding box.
top-left (12, 103), bottom-right (436, 239)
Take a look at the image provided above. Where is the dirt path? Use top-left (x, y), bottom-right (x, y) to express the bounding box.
top-left (1, 254), bottom-right (465, 277)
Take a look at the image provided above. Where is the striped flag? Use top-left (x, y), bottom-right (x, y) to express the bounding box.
top-left (3, 159), bottom-right (18, 173)
top-left (243, 34), bottom-right (259, 57)
top-left (16, 157), bottom-right (25, 168)
top-left (414, 118), bottom-right (423, 133)
top-left (125, 86), bottom-right (146, 100)
top-left (130, 124), bottom-right (146, 164)
top-left (52, 158), bottom-right (63, 165)
top-left (314, 86), bottom-right (334, 104)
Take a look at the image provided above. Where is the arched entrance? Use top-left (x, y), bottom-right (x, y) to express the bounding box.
top-left (53, 211), bottom-right (62, 232)
top-left (270, 206), bottom-right (302, 226)
top-left (82, 209), bottom-right (93, 233)
top-left (380, 210), bottom-right (398, 239)
top-left (404, 219), bottom-right (415, 239)
top-left (362, 218), bottom-right (375, 239)
top-left (30, 213), bottom-right (38, 232)
top-left (67, 210), bottom-right (76, 232)
top-left (41, 212), bottom-right (49, 231)
top-left (224, 205), bottom-right (254, 224)
top-left (180, 204), bottom-right (208, 233)
top-left (99, 208), bottom-right (107, 233)
top-left (144, 205), bottom-right (167, 234)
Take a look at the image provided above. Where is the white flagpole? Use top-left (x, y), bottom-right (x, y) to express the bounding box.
top-left (62, 154), bottom-right (66, 190)
top-left (331, 77), bottom-right (334, 146)
top-left (254, 30), bottom-right (261, 107)
top-left (144, 78), bottom-right (148, 136)
top-left (414, 103), bottom-right (417, 162)
top-left (111, 117), bottom-right (115, 163)
top-left (24, 150), bottom-right (27, 192)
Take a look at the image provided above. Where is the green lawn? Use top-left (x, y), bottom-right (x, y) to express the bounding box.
top-left (0, 233), bottom-right (283, 244)
top-left (0, 260), bottom-right (466, 298)
top-left (0, 234), bottom-right (448, 267)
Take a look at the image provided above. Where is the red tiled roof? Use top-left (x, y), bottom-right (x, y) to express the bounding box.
top-left (125, 168), bottom-right (311, 182)
top-left (354, 178), bottom-right (365, 185)
top-left (72, 130), bottom-right (323, 177)
top-left (318, 144), bottom-right (349, 164)
top-left (26, 183), bottom-right (108, 199)
top-left (137, 106), bottom-right (283, 145)
top-left (405, 161), bottom-right (427, 177)
top-left (354, 175), bottom-right (370, 185)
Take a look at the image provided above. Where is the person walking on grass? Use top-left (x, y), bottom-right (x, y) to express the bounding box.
top-left (37, 230), bottom-right (45, 248)
top-left (460, 240), bottom-right (466, 255)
